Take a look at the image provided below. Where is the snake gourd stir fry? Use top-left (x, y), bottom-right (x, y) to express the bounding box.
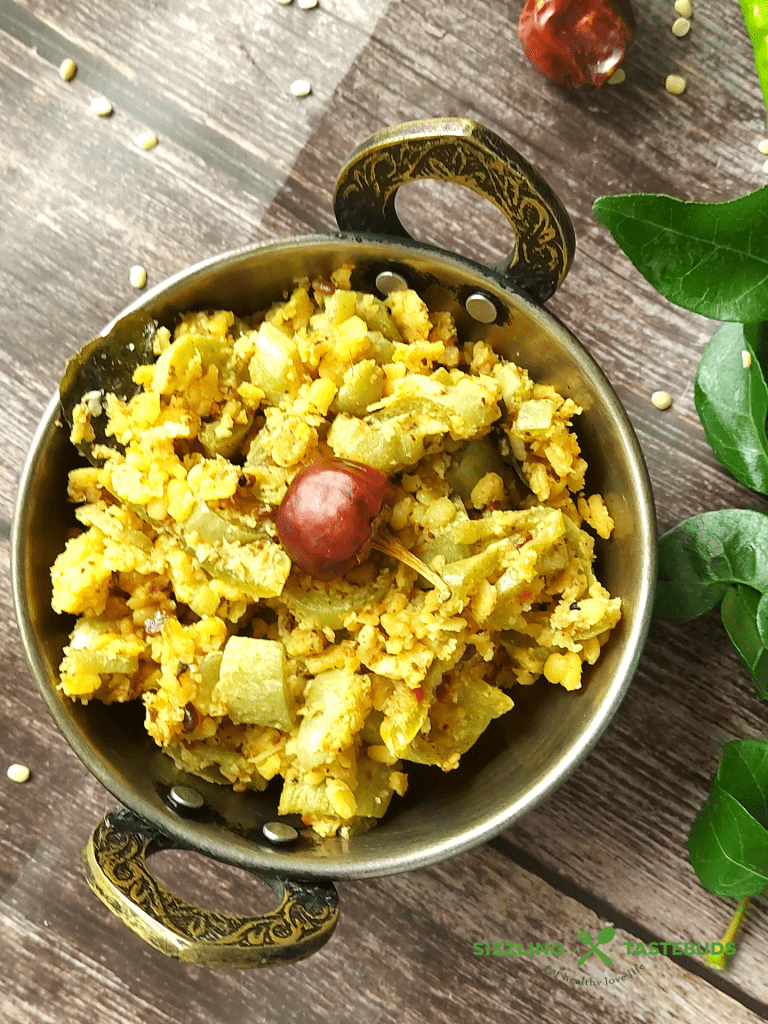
top-left (51, 265), bottom-right (621, 838)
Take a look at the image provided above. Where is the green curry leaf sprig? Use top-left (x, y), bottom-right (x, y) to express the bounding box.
top-left (689, 738), bottom-right (768, 900)
top-left (591, 7), bottom-right (768, 967)
top-left (593, 187), bottom-right (768, 323)
top-left (656, 510), bottom-right (768, 699)
top-left (688, 738), bottom-right (768, 969)
top-left (694, 322), bottom-right (768, 494)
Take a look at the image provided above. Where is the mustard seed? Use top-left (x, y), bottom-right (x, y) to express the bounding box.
top-left (290, 79), bottom-right (312, 97)
top-left (674, 0), bottom-right (692, 16)
top-left (651, 390), bottom-right (673, 410)
top-left (743, 350), bottom-right (753, 368)
top-left (607, 69), bottom-right (626, 85)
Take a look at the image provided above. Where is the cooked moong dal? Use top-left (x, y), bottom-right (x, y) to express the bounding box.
top-left (51, 266), bottom-right (621, 837)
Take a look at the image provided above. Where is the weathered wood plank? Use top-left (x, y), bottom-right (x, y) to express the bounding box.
top-left (3, 0), bottom-right (768, 1018)
top-left (1, 0), bottom-right (390, 175)
top-left (1, 803), bottom-right (764, 1024)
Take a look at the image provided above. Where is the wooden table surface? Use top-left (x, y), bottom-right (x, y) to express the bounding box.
top-left (2, 0), bottom-right (768, 1020)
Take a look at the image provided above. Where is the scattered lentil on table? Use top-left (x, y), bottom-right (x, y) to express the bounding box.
top-left (298, 0), bottom-right (318, 8)
top-left (665, 74), bottom-right (687, 95)
top-left (674, 0), bottom-right (693, 17)
top-left (58, 58), bottom-right (77, 81)
top-left (90, 96), bottom-right (113, 117)
top-left (129, 265), bottom-right (148, 289)
top-left (136, 131), bottom-right (158, 150)
top-left (6, 763), bottom-right (31, 784)
top-left (651, 390), bottom-right (673, 410)
top-left (290, 79), bottom-right (312, 97)
top-left (743, 350), bottom-right (753, 368)
top-left (758, 139), bottom-right (768, 155)
top-left (672, 16), bottom-right (691, 37)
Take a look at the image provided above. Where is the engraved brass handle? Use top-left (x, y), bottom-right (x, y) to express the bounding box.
top-left (83, 808), bottom-right (339, 969)
top-left (333, 117), bottom-right (575, 304)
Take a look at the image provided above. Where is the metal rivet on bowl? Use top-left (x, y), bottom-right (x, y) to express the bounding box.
top-left (465, 292), bottom-right (498, 324)
top-left (168, 785), bottom-right (205, 813)
top-left (375, 269), bottom-right (409, 296)
top-left (262, 821), bottom-right (299, 844)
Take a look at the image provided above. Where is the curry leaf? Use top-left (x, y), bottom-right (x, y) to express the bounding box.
top-left (654, 509), bottom-right (768, 623)
top-left (694, 322), bottom-right (768, 494)
top-left (592, 187), bottom-right (768, 322)
top-left (740, 0), bottom-right (768, 127)
top-left (720, 585), bottom-right (768, 699)
top-left (688, 738), bottom-right (768, 898)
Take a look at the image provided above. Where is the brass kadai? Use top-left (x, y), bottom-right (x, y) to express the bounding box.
top-left (12, 118), bottom-right (656, 969)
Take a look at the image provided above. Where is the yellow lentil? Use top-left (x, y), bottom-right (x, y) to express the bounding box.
top-left (129, 265), bottom-right (148, 289)
top-left (665, 74), bottom-right (687, 95)
top-left (6, 763), bottom-right (31, 783)
top-left (90, 96), bottom-right (113, 117)
top-left (136, 131), bottom-right (158, 151)
top-left (59, 58), bottom-right (77, 81)
top-left (672, 17), bottom-right (691, 37)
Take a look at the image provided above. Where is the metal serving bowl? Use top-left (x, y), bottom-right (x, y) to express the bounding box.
top-left (11, 118), bottom-right (656, 968)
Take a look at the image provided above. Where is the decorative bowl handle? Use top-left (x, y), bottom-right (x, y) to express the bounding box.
top-left (82, 808), bottom-right (339, 969)
top-left (333, 117), bottom-right (575, 304)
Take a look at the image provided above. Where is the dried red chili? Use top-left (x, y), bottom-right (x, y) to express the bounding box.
top-left (518, 0), bottom-right (635, 89)
top-left (275, 457), bottom-right (395, 580)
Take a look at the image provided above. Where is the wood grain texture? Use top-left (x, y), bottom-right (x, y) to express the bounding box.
top-left (1, 816), bottom-right (765, 1024)
top-left (3, 0), bottom-right (768, 1019)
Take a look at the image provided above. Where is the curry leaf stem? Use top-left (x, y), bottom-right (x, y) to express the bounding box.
top-left (705, 897), bottom-right (750, 971)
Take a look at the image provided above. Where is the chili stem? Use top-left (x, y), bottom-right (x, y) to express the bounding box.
top-left (705, 897), bottom-right (750, 971)
top-left (372, 528), bottom-right (451, 602)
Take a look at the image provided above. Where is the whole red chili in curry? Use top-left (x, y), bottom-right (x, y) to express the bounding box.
top-left (275, 457), bottom-right (395, 579)
top-left (518, 0), bottom-right (636, 89)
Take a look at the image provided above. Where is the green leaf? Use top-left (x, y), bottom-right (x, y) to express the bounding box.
top-left (721, 585), bottom-right (768, 699)
top-left (593, 187), bottom-right (768, 322)
top-left (688, 738), bottom-right (768, 898)
top-left (654, 509), bottom-right (768, 622)
top-left (740, 0), bottom-right (768, 128)
top-left (694, 322), bottom-right (768, 493)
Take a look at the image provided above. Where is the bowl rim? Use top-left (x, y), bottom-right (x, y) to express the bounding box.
top-left (11, 231), bottom-right (657, 879)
